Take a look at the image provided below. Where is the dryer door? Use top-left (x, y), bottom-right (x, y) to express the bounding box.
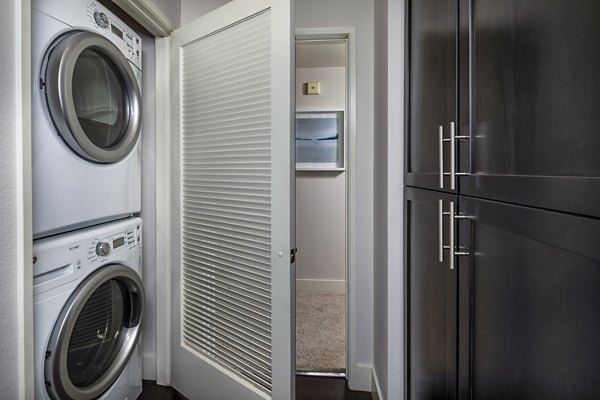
top-left (44, 264), bottom-right (144, 400)
top-left (43, 31), bottom-right (141, 163)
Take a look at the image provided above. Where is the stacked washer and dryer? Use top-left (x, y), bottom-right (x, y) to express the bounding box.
top-left (32, 0), bottom-right (145, 399)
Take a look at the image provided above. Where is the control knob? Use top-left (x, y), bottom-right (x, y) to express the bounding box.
top-left (94, 11), bottom-right (109, 28)
top-left (96, 242), bottom-right (110, 257)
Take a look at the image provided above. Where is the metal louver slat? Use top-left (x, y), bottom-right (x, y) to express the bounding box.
top-left (183, 267), bottom-right (270, 299)
top-left (183, 228), bottom-right (270, 256)
top-left (182, 331), bottom-right (272, 390)
top-left (183, 214), bottom-right (269, 236)
top-left (183, 301), bottom-right (271, 355)
top-left (184, 282), bottom-right (271, 326)
top-left (183, 288), bottom-right (270, 334)
top-left (183, 272), bottom-right (270, 309)
top-left (179, 9), bottom-right (272, 395)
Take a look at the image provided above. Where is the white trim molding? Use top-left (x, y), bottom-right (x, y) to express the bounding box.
top-left (296, 27), bottom-right (365, 392)
top-left (352, 363), bottom-right (373, 392)
top-left (154, 35), bottom-right (171, 386)
top-left (111, 0), bottom-right (173, 36)
top-left (16, 0), bottom-right (34, 398)
top-left (296, 279), bottom-right (346, 293)
top-left (372, 367), bottom-right (384, 400)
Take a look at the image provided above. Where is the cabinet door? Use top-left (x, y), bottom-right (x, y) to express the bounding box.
top-left (406, 0), bottom-right (458, 192)
top-left (406, 187), bottom-right (457, 400)
top-left (459, 0), bottom-right (600, 218)
top-left (458, 196), bottom-right (600, 399)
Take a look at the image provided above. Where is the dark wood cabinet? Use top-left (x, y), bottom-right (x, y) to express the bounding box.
top-left (459, 0), bottom-right (600, 218)
top-left (408, 0), bottom-right (600, 217)
top-left (406, 0), bottom-right (457, 192)
top-left (457, 197), bottom-right (600, 399)
top-left (407, 190), bottom-right (600, 399)
top-left (406, 1), bottom-right (600, 399)
top-left (406, 187), bottom-right (457, 400)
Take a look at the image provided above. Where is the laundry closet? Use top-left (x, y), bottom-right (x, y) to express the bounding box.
top-left (30, 0), bottom-right (297, 399)
top-left (31, 1), bottom-right (147, 398)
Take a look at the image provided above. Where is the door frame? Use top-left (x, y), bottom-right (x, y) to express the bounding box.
top-left (295, 27), bottom-right (361, 389)
top-left (16, 0), bottom-right (34, 398)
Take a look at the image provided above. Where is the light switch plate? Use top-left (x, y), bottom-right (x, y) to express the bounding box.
top-left (305, 82), bottom-right (320, 95)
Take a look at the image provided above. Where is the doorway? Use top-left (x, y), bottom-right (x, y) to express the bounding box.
top-left (294, 37), bottom-right (349, 377)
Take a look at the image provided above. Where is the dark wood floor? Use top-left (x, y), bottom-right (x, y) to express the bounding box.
top-left (138, 377), bottom-right (373, 400)
top-left (296, 376), bottom-right (373, 400)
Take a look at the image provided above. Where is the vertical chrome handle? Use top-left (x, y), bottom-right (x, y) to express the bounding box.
top-left (450, 122), bottom-right (456, 190)
top-left (438, 199), bottom-right (444, 262)
top-left (442, 201), bottom-right (455, 270)
top-left (441, 122), bottom-right (471, 190)
top-left (439, 126), bottom-right (444, 189)
top-left (439, 200), bottom-right (470, 270)
top-left (449, 201), bottom-right (455, 270)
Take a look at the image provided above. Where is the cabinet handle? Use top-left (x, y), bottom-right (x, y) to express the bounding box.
top-left (439, 199), bottom-right (444, 262)
top-left (442, 201), bottom-right (456, 269)
top-left (439, 200), bottom-right (472, 270)
top-left (441, 122), bottom-right (471, 190)
top-left (454, 120), bottom-right (472, 180)
top-left (450, 122), bottom-right (456, 190)
top-left (439, 126), bottom-right (444, 189)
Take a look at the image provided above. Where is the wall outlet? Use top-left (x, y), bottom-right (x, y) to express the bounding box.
top-left (305, 82), bottom-right (320, 95)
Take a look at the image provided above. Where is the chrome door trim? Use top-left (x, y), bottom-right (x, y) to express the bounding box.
top-left (44, 264), bottom-right (145, 400)
top-left (44, 31), bottom-right (142, 163)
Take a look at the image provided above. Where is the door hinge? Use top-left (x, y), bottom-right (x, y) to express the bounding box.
top-left (291, 247), bottom-right (298, 264)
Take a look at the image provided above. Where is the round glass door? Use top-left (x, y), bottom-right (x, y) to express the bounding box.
top-left (71, 49), bottom-right (129, 151)
top-left (43, 31), bottom-right (141, 163)
top-left (45, 265), bottom-right (144, 400)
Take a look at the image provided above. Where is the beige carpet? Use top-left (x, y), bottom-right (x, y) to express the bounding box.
top-left (296, 292), bottom-right (346, 372)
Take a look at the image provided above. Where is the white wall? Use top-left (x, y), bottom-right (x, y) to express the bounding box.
top-left (296, 67), bottom-right (346, 289)
top-left (373, 0), bottom-right (405, 399)
top-left (296, 67), bottom-right (346, 112)
top-left (181, 0), bottom-right (231, 26)
top-left (295, 171), bottom-right (345, 282)
top-left (296, 0), bottom-right (375, 390)
top-left (152, 0), bottom-right (182, 28)
top-left (0, 0), bottom-right (22, 397)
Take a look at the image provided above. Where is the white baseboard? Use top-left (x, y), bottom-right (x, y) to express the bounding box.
top-left (348, 363), bottom-right (373, 392)
top-left (296, 279), bottom-right (345, 293)
top-left (372, 367), bottom-right (384, 400)
top-left (142, 353), bottom-right (157, 381)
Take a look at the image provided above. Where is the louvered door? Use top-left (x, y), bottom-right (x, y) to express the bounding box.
top-left (169, 1), bottom-right (294, 399)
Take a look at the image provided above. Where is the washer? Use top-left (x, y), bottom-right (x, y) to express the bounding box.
top-left (33, 217), bottom-right (144, 400)
top-left (32, 0), bottom-right (143, 239)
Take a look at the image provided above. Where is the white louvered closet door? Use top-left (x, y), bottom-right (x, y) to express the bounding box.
top-left (169, 1), bottom-right (294, 399)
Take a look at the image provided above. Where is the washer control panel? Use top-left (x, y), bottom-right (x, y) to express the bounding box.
top-left (87, 222), bottom-right (142, 264)
top-left (33, 218), bottom-right (142, 298)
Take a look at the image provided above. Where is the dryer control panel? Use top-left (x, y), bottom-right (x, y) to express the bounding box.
top-left (33, 0), bottom-right (142, 70)
top-left (87, 1), bottom-right (142, 70)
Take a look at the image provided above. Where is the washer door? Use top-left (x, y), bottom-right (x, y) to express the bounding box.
top-left (44, 264), bottom-right (144, 400)
top-left (43, 31), bottom-right (141, 163)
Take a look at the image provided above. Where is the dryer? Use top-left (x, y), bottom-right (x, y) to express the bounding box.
top-left (32, 0), bottom-right (142, 238)
top-left (33, 217), bottom-right (144, 400)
